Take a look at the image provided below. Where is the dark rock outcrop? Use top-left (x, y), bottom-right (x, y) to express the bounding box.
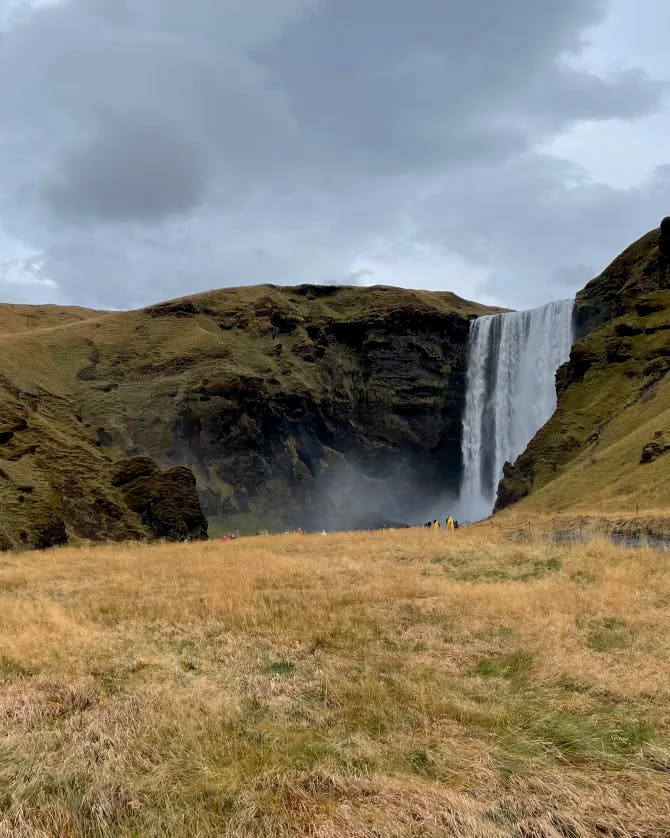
top-left (495, 459), bottom-right (535, 508)
top-left (660, 216), bottom-right (670, 260)
top-left (574, 225), bottom-right (669, 338)
top-left (112, 457), bottom-right (208, 541)
top-left (640, 432), bottom-right (670, 465)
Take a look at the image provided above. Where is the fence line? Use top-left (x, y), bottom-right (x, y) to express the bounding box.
top-left (462, 516), bottom-right (669, 549)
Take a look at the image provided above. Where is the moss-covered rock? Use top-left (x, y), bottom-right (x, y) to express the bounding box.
top-left (0, 389), bottom-right (207, 549)
top-left (574, 226), bottom-right (669, 336)
top-left (112, 457), bottom-right (208, 541)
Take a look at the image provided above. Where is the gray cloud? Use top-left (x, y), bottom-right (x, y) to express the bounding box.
top-left (43, 117), bottom-right (208, 222)
top-left (258, 0), bottom-right (662, 170)
top-left (0, 0), bottom-right (668, 309)
top-left (410, 159), bottom-right (670, 306)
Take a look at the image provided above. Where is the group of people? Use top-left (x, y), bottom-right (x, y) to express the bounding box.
top-left (424, 517), bottom-right (459, 531)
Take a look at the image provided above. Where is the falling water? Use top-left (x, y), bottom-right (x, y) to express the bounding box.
top-left (460, 299), bottom-right (574, 519)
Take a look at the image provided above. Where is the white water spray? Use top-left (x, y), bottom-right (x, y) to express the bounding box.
top-left (460, 299), bottom-right (574, 519)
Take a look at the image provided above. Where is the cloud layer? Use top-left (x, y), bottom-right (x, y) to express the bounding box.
top-left (0, 0), bottom-right (668, 308)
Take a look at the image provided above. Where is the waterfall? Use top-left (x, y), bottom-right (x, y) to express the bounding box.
top-left (460, 299), bottom-right (574, 519)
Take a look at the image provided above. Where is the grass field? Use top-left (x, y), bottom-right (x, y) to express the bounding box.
top-left (0, 529), bottom-right (668, 836)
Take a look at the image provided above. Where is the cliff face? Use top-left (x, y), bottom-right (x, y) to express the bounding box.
top-left (0, 285), bottom-right (495, 542)
top-left (496, 222), bottom-right (670, 514)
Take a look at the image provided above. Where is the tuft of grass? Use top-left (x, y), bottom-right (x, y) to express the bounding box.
top-left (570, 569), bottom-right (596, 587)
top-left (0, 654), bottom-right (33, 679)
top-left (263, 659), bottom-right (296, 676)
top-left (90, 661), bottom-right (152, 694)
top-left (473, 651), bottom-right (534, 682)
top-left (554, 674), bottom-right (596, 694)
top-left (510, 704), bottom-right (654, 766)
top-left (586, 617), bottom-right (631, 651)
top-left (403, 747), bottom-right (435, 777)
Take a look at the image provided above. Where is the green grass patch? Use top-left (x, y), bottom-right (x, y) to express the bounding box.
top-left (570, 569), bottom-right (596, 587)
top-left (431, 551), bottom-right (561, 582)
top-left (512, 705), bottom-right (653, 765)
top-left (91, 662), bottom-right (152, 694)
top-left (472, 651), bottom-right (533, 682)
top-left (0, 654), bottom-right (33, 679)
top-left (586, 617), bottom-right (631, 652)
top-left (403, 747), bottom-right (435, 777)
top-left (166, 637), bottom-right (200, 654)
top-left (554, 675), bottom-right (596, 694)
top-left (263, 660), bottom-right (296, 676)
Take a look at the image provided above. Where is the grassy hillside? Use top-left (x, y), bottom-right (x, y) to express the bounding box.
top-left (0, 285), bottom-right (496, 544)
top-left (0, 529), bottom-right (667, 835)
top-left (0, 303), bottom-right (99, 334)
top-left (497, 224), bottom-right (670, 522)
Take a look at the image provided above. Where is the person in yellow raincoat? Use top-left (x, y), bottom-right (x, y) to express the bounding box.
top-left (446, 516), bottom-right (455, 532)
top-left (433, 519), bottom-right (440, 530)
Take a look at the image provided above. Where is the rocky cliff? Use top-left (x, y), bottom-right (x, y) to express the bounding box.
top-left (496, 221), bottom-right (670, 514)
top-left (0, 383), bottom-right (208, 550)
top-left (0, 285), bottom-right (495, 544)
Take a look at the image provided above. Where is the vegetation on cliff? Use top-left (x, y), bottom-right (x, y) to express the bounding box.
top-left (496, 221), bottom-right (670, 518)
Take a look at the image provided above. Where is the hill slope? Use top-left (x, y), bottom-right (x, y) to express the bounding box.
top-left (496, 223), bottom-right (670, 520)
top-left (0, 285), bottom-right (495, 543)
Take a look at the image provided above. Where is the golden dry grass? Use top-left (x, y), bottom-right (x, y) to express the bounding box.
top-left (0, 528), bottom-right (668, 836)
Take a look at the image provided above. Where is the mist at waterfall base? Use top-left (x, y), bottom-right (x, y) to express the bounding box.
top-left (459, 299), bottom-right (575, 521)
top-left (291, 299), bottom-right (574, 532)
top-left (299, 454), bottom-right (463, 532)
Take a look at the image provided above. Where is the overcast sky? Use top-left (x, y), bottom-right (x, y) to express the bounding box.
top-left (0, 0), bottom-right (668, 310)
